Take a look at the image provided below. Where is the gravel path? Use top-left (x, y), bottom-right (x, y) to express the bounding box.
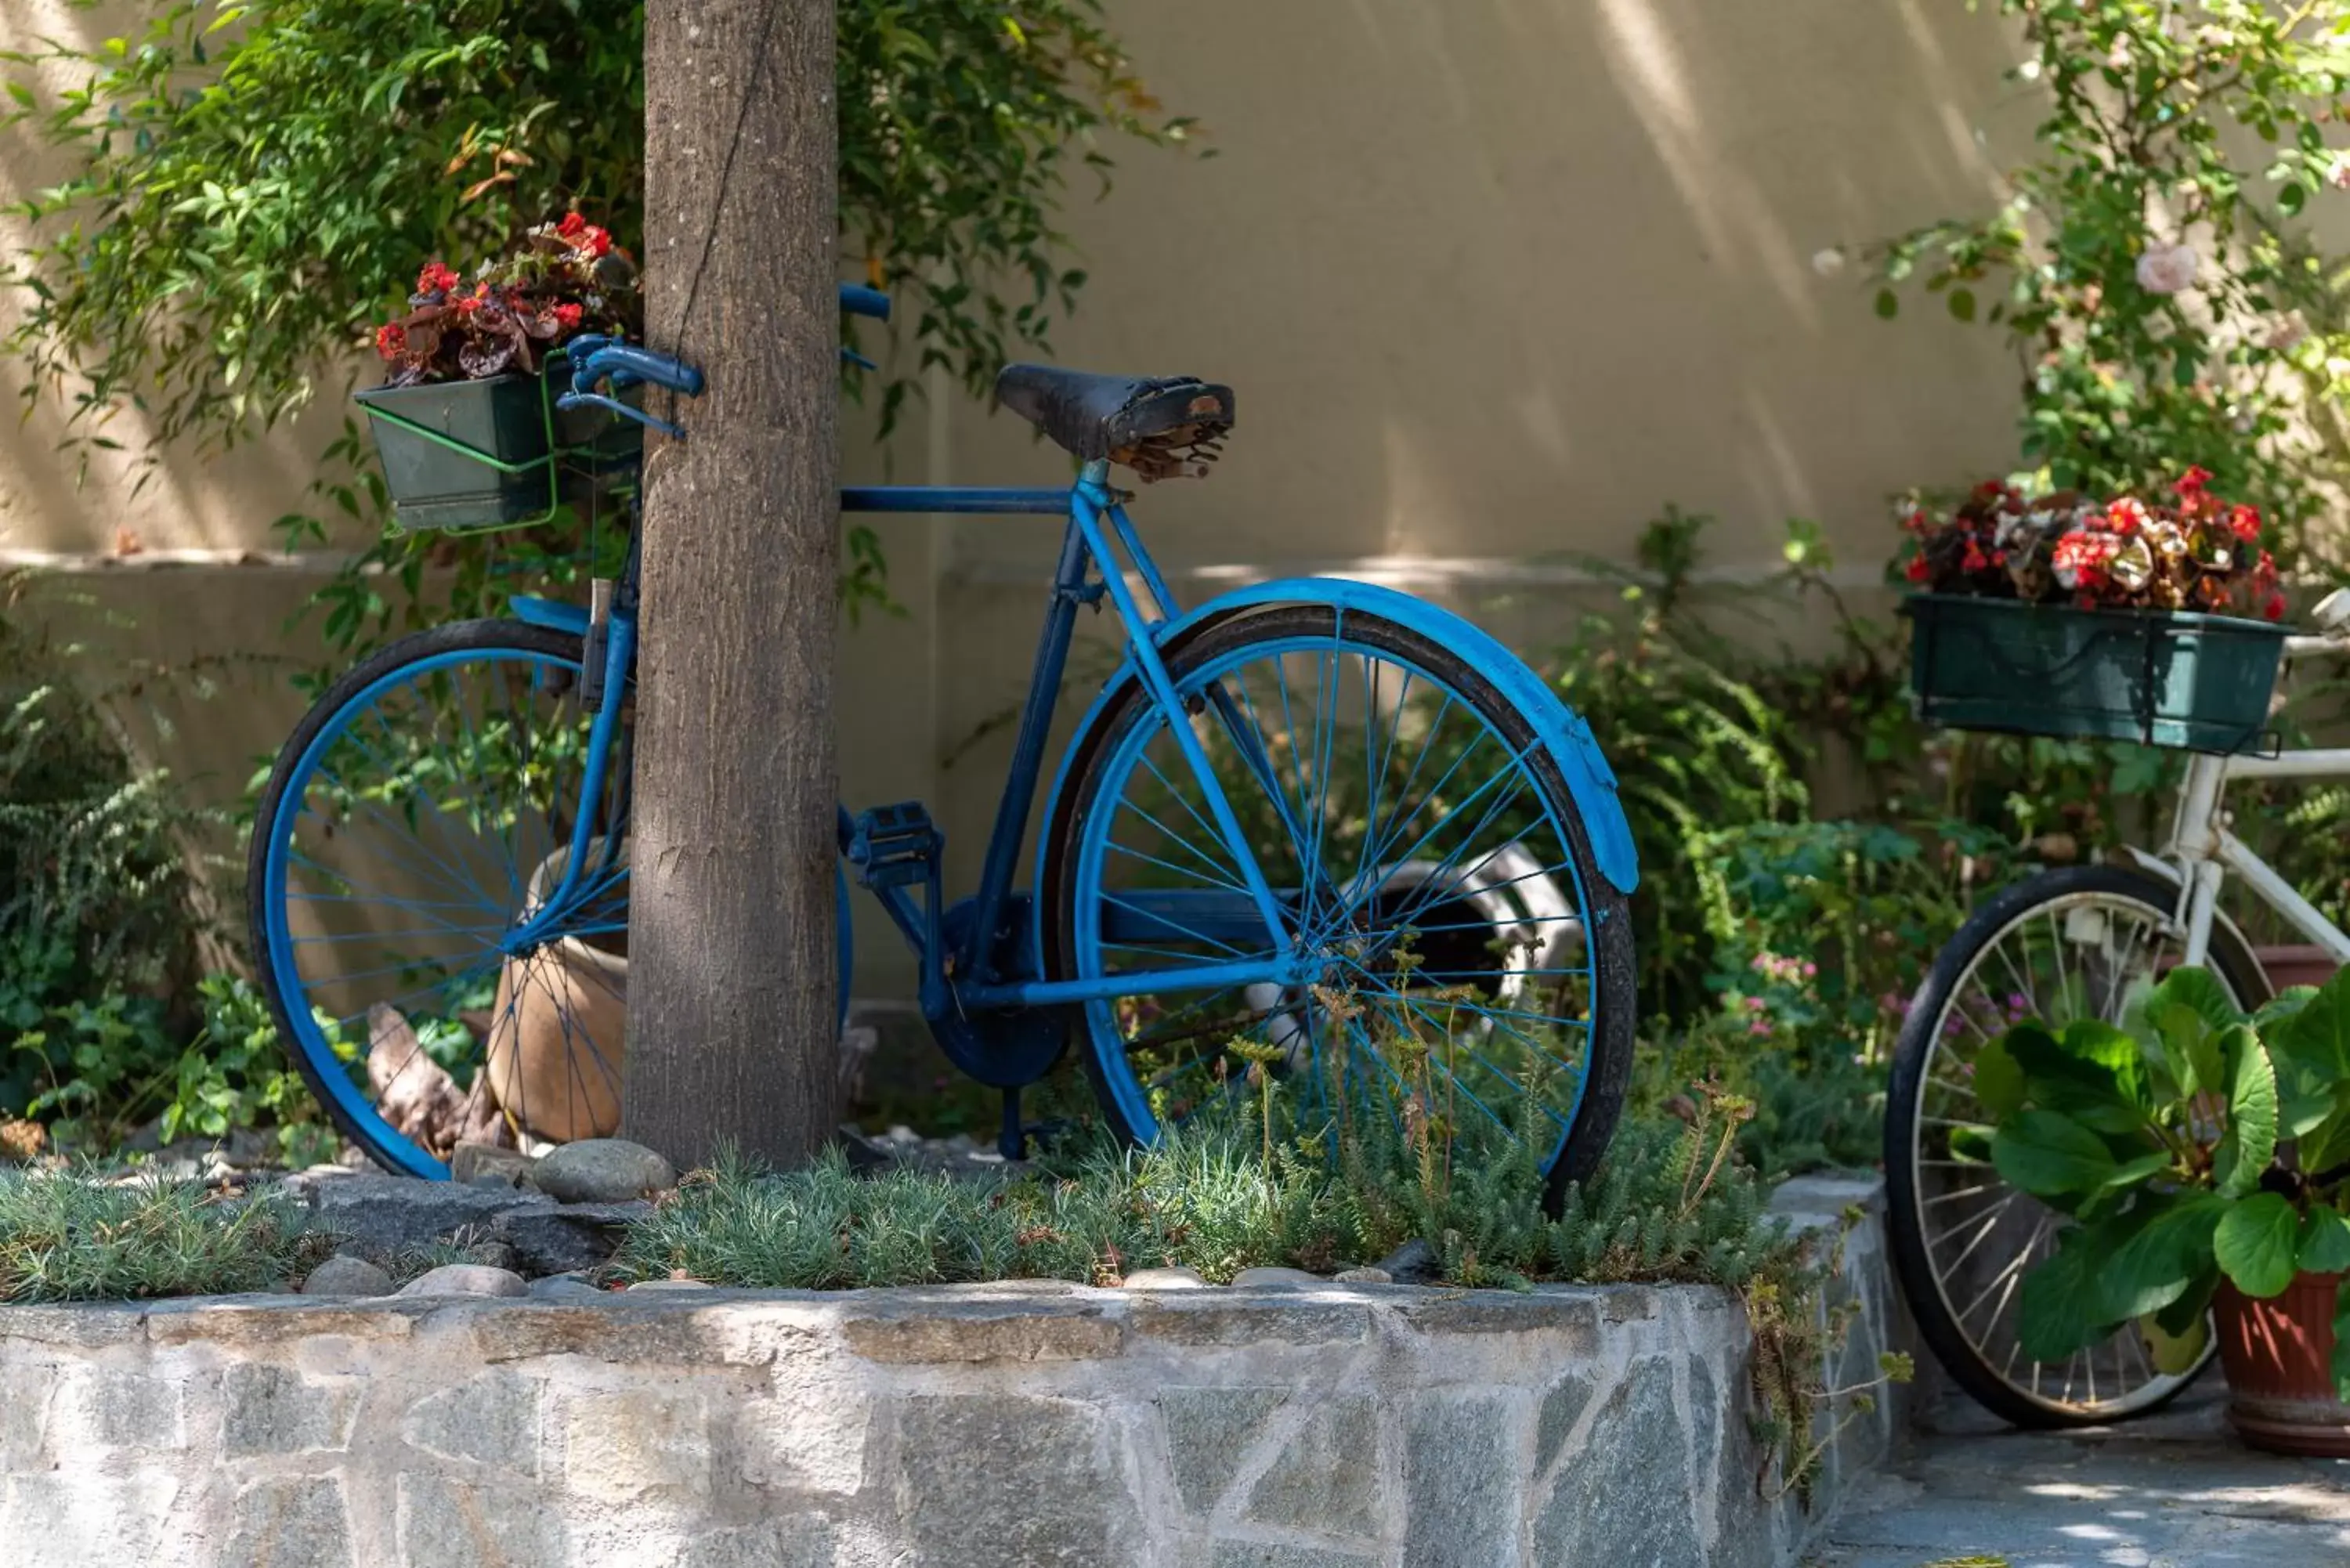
top-left (1813, 1384), bottom-right (2350, 1567)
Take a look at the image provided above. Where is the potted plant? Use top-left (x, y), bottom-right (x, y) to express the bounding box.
top-left (356, 212), bottom-right (642, 532)
top-left (1898, 471), bottom-right (2288, 755)
top-left (1983, 965), bottom-right (2350, 1454)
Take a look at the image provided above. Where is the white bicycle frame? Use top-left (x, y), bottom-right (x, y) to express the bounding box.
top-left (2170, 630), bottom-right (2350, 970)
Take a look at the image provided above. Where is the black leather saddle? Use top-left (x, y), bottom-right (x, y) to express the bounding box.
top-left (994, 365), bottom-right (1235, 481)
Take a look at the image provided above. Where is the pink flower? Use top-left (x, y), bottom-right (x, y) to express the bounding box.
top-left (2136, 244), bottom-right (2199, 295)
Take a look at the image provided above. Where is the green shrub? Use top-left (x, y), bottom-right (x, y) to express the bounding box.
top-left (0, 1173), bottom-right (327, 1302)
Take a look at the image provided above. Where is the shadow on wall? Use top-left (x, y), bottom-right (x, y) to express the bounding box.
top-left (932, 0), bottom-right (2045, 580)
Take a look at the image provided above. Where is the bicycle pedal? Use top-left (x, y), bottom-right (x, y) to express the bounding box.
top-left (848, 802), bottom-right (941, 891)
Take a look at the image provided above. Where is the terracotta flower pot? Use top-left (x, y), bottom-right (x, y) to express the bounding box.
top-left (2214, 1273), bottom-right (2350, 1456)
top-left (483, 842), bottom-right (627, 1145)
top-left (2255, 945), bottom-right (2342, 993)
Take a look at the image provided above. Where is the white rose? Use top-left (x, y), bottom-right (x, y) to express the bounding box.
top-left (2135, 244), bottom-right (2198, 296)
top-left (1811, 247), bottom-right (1847, 279)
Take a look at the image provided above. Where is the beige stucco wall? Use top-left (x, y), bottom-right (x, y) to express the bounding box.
top-left (0, 0), bottom-right (2039, 993)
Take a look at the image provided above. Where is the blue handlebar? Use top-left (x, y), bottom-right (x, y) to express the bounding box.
top-left (841, 283), bottom-right (891, 321)
top-left (555, 290), bottom-right (889, 441)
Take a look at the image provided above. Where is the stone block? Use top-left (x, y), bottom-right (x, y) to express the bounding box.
top-left (0, 1473), bottom-right (179, 1563)
top-left (895, 1394), bottom-right (1137, 1567)
top-left (560, 1388), bottom-right (711, 1501)
top-left (840, 1302), bottom-right (1122, 1364)
top-left (679, 1519), bottom-right (837, 1568)
top-left (1403, 1389), bottom-right (1520, 1568)
top-left (1533, 1357), bottom-right (1701, 1566)
top-left (143, 1297), bottom-right (418, 1347)
top-left (1159, 1386), bottom-right (1289, 1515)
top-left (1130, 1299), bottom-right (1369, 1347)
top-left (1534, 1371), bottom-right (1598, 1478)
top-left (223, 1476), bottom-right (355, 1568)
top-left (396, 1473), bottom-right (566, 1568)
top-left (1245, 1393), bottom-right (1380, 1541)
top-left (1396, 1291), bottom-right (1600, 1349)
top-left (493, 1201), bottom-right (649, 1277)
top-left (291, 1172), bottom-right (546, 1255)
top-left (50, 1365), bottom-right (189, 1450)
top-left (1209, 1545), bottom-right (1378, 1568)
top-left (402, 1368), bottom-right (542, 1476)
top-left (0, 1303), bottom-right (150, 1348)
top-left (466, 1299), bottom-right (812, 1367)
top-left (224, 1364), bottom-right (359, 1456)
top-left (0, 1365), bottom-right (49, 1466)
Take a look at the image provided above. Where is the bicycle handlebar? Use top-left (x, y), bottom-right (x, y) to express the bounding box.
top-left (554, 284), bottom-right (893, 439)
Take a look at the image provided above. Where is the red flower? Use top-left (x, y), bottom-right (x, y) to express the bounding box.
top-left (417, 261), bottom-right (461, 294)
top-left (1904, 553), bottom-right (1932, 583)
top-left (2265, 591), bottom-right (2288, 623)
top-left (1962, 541), bottom-right (1990, 573)
top-left (2228, 504), bottom-right (2261, 543)
top-left (374, 323), bottom-right (406, 359)
top-left (1902, 508), bottom-right (1929, 535)
top-left (2105, 497), bottom-right (2149, 534)
top-left (2175, 465), bottom-right (2213, 497)
top-left (556, 211), bottom-right (588, 239)
top-left (583, 225), bottom-right (613, 258)
top-left (553, 302), bottom-right (584, 330)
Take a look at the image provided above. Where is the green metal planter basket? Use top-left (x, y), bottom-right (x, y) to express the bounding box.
top-left (354, 348), bottom-right (641, 533)
top-left (1902, 594), bottom-right (2287, 755)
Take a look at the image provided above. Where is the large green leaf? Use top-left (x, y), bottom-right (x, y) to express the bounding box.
top-left (2301, 1204), bottom-right (2350, 1274)
top-left (2269, 974), bottom-right (2350, 1085)
top-left (2301, 1098), bottom-right (2350, 1179)
top-left (2152, 966), bottom-right (2244, 1038)
top-left (2214, 1192), bottom-right (2301, 1299)
top-left (1972, 1036), bottom-right (2026, 1120)
top-left (2005, 1021), bottom-right (2149, 1135)
top-left (2144, 1310), bottom-right (2210, 1375)
top-left (2212, 1028), bottom-right (2279, 1200)
top-left (2019, 1227), bottom-right (2120, 1362)
top-left (2099, 1193), bottom-right (2223, 1321)
top-left (1992, 1109), bottom-right (2117, 1201)
top-left (2146, 966), bottom-right (2238, 1102)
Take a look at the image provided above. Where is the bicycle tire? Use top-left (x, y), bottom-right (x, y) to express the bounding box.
top-left (1040, 602), bottom-right (1636, 1212)
top-left (1885, 863), bottom-right (2262, 1428)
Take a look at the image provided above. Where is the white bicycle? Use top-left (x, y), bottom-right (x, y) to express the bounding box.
top-left (1887, 588), bottom-right (2350, 1426)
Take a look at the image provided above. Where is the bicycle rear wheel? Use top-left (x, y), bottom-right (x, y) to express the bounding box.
top-left (1042, 604), bottom-right (1636, 1211)
top-left (1885, 864), bottom-right (2261, 1427)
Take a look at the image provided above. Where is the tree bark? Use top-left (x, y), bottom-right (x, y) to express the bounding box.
top-left (627, 0), bottom-right (837, 1170)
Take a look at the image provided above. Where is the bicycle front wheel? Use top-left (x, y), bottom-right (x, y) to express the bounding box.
top-left (1885, 864), bottom-right (2262, 1428)
top-left (248, 619), bottom-right (627, 1176)
top-left (1042, 604), bottom-right (1636, 1211)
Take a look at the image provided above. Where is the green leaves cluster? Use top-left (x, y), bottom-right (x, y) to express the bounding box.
top-left (1982, 965), bottom-right (2350, 1395)
top-left (1871, 0), bottom-right (2350, 562)
top-left (3, 0), bottom-right (1188, 451)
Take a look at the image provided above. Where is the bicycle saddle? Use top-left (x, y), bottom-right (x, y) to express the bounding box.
top-left (994, 364), bottom-right (1234, 481)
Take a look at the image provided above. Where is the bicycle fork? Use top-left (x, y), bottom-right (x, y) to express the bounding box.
top-left (2165, 750), bottom-right (2350, 969)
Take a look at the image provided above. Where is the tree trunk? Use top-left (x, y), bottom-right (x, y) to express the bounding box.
top-left (627, 0), bottom-right (838, 1171)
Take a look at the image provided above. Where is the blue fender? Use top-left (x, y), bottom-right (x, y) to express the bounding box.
top-left (512, 594), bottom-right (856, 1028)
top-left (1031, 579), bottom-right (1640, 937)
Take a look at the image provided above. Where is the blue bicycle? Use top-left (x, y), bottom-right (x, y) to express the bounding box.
top-left (248, 284), bottom-right (1640, 1207)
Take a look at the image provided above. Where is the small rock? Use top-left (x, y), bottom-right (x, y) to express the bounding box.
top-left (493, 1201), bottom-right (650, 1277)
top-left (1122, 1266), bottom-right (1209, 1289)
top-left (450, 1142), bottom-right (536, 1188)
top-left (531, 1139), bottom-right (677, 1204)
top-left (0, 1119), bottom-right (45, 1162)
top-left (625, 1278), bottom-right (713, 1293)
top-left (1376, 1237), bottom-right (1441, 1285)
top-left (301, 1255), bottom-right (395, 1297)
top-left (398, 1263), bottom-right (529, 1299)
top-left (527, 1273), bottom-right (608, 1302)
top-left (1230, 1266), bottom-right (1322, 1287)
top-left (1333, 1267), bottom-right (1394, 1285)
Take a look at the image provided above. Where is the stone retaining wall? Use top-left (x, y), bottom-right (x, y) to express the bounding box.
top-left (0, 1175), bottom-right (1899, 1567)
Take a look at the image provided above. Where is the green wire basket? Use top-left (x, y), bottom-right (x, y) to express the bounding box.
top-left (1903, 594), bottom-right (2287, 755)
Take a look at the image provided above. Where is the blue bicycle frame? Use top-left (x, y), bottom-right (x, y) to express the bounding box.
top-left (522, 284), bottom-right (1639, 1108)
top-left (510, 461), bottom-right (1300, 1033)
